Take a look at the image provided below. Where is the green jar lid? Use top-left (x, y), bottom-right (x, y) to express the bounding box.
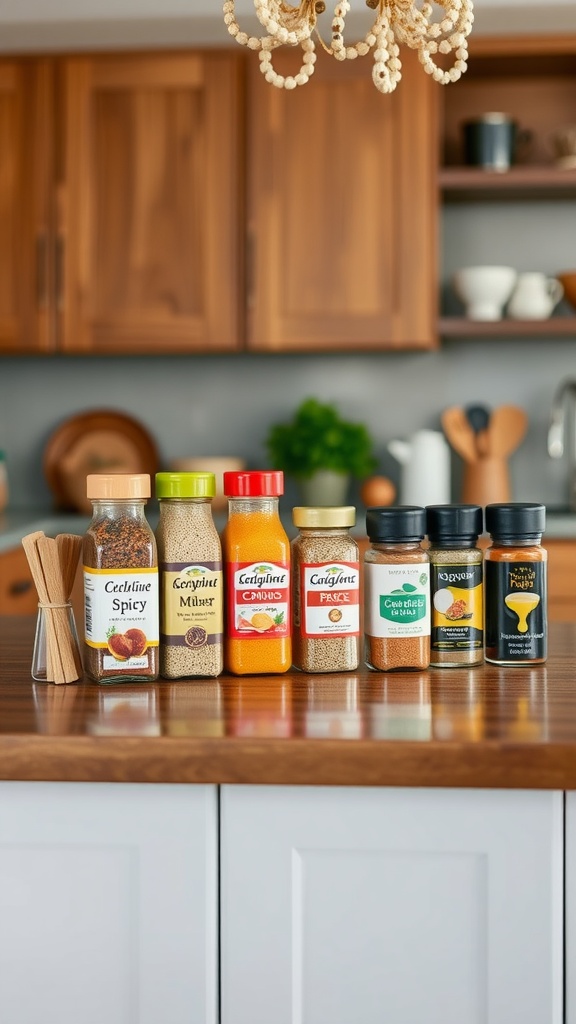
top-left (156, 471), bottom-right (216, 499)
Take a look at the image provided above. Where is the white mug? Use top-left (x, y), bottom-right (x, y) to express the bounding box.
top-left (507, 272), bottom-right (563, 320)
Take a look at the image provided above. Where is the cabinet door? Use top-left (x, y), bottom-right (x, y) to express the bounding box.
top-left (59, 52), bottom-right (242, 354)
top-left (221, 785), bottom-right (563, 1024)
top-left (0, 59), bottom-right (54, 353)
top-left (247, 51), bottom-right (437, 351)
top-left (0, 782), bottom-right (218, 1024)
top-left (567, 792), bottom-right (576, 1024)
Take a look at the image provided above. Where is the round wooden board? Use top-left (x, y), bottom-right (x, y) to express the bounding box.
top-left (43, 409), bottom-right (160, 513)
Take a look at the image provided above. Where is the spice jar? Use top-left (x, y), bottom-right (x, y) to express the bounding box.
top-left (364, 506), bottom-right (430, 671)
top-left (426, 503), bottom-right (484, 668)
top-left (222, 470), bottom-right (291, 675)
top-left (291, 506), bottom-right (360, 673)
top-left (155, 471), bottom-right (223, 679)
top-left (83, 474), bottom-right (159, 683)
top-left (484, 502), bottom-right (547, 666)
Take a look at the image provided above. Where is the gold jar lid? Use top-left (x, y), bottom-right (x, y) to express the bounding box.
top-left (292, 506), bottom-right (356, 529)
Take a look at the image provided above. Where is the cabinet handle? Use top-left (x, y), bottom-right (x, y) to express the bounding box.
top-left (36, 234), bottom-right (49, 309)
top-left (9, 579), bottom-right (33, 597)
top-left (246, 230), bottom-right (255, 309)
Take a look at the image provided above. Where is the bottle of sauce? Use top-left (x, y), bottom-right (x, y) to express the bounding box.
top-left (221, 470), bottom-right (291, 675)
top-left (484, 502), bottom-right (547, 666)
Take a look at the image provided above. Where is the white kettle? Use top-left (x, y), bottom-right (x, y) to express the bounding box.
top-left (387, 429), bottom-right (451, 507)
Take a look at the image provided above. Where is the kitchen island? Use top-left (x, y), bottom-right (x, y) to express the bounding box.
top-left (1, 617), bottom-right (575, 1024)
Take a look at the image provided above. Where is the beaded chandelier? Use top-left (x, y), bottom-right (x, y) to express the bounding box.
top-left (223, 0), bottom-right (474, 93)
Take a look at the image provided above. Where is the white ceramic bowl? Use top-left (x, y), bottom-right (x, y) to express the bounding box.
top-left (168, 457), bottom-right (246, 513)
top-left (453, 265), bottom-right (518, 321)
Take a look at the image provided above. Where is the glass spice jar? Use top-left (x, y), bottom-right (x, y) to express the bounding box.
top-left (155, 471), bottom-right (223, 679)
top-left (426, 503), bottom-right (484, 668)
top-left (364, 506), bottom-right (430, 672)
top-left (221, 470), bottom-right (291, 675)
top-left (484, 502), bottom-right (547, 666)
top-left (291, 506), bottom-right (360, 673)
top-left (83, 473), bottom-right (159, 683)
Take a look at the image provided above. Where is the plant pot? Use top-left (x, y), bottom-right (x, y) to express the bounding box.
top-left (297, 470), bottom-right (351, 507)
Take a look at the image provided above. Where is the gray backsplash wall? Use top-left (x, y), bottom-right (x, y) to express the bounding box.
top-left (2, 187), bottom-right (576, 513)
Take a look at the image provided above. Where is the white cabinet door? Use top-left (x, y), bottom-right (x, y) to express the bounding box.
top-left (221, 786), bottom-right (563, 1024)
top-left (567, 793), bottom-right (576, 1024)
top-left (0, 782), bottom-right (218, 1024)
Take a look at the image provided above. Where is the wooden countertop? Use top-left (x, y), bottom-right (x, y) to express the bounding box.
top-left (2, 616), bottom-right (576, 789)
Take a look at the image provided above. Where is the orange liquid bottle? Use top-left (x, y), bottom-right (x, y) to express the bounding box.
top-left (222, 470), bottom-right (291, 675)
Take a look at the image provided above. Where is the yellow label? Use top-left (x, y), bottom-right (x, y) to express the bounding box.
top-left (162, 563), bottom-right (223, 644)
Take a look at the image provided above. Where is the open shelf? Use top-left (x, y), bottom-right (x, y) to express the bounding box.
top-left (439, 166), bottom-right (576, 201)
top-left (439, 316), bottom-right (576, 339)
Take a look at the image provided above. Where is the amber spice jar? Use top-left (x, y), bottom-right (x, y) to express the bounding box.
top-left (484, 502), bottom-right (547, 666)
top-left (364, 506), bottom-right (430, 672)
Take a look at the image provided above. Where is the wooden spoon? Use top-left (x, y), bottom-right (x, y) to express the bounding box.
top-left (488, 405), bottom-right (528, 458)
top-left (441, 406), bottom-right (478, 464)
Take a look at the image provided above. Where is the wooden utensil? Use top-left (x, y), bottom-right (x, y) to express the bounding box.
top-left (441, 406), bottom-right (478, 464)
top-left (488, 405), bottom-right (528, 458)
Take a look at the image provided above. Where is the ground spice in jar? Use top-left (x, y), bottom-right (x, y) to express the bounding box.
top-left (364, 506), bottom-right (430, 671)
top-left (83, 474), bottom-right (159, 683)
top-left (156, 471), bottom-right (223, 679)
top-left (291, 506), bottom-right (360, 673)
top-left (426, 504), bottom-right (484, 668)
top-left (484, 502), bottom-right (547, 666)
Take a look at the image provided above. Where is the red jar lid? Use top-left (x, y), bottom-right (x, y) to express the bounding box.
top-left (223, 470), bottom-right (284, 497)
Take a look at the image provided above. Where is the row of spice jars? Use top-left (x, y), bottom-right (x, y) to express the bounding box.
top-left (365, 502), bottom-right (547, 672)
top-left (81, 469), bottom-right (361, 682)
top-left (81, 471), bottom-right (547, 683)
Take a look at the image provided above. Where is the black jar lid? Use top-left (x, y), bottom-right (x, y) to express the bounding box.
top-left (485, 502), bottom-right (546, 539)
top-left (426, 504), bottom-right (483, 543)
top-left (366, 505), bottom-right (426, 543)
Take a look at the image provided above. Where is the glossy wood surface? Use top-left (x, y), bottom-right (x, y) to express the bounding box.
top-left (2, 616), bottom-right (576, 788)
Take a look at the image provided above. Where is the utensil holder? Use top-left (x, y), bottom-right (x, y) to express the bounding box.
top-left (462, 456), bottom-right (511, 507)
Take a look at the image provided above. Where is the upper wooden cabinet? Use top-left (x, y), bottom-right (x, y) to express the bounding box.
top-left (246, 49), bottom-right (438, 352)
top-left (0, 59), bottom-right (54, 354)
top-left (0, 51), bottom-right (243, 355)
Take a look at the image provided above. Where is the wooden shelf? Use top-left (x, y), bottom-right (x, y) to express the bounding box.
top-left (439, 316), bottom-right (576, 339)
top-left (439, 166), bottom-right (576, 201)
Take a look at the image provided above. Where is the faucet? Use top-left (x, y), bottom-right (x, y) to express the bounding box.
top-left (548, 378), bottom-right (576, 510)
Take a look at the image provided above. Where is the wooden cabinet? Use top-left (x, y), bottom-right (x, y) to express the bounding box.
top-left (221, 785), bottom-right (563, 1024)
top-left (0, 59), bottom-right (53, 354)
top-left (545, 539), bottom-right (576, 622)
top-left (0, 547), bottom-right (37, 614)
top-left (0, 782), bottom-right (218, 1024)
top-left (247, 49), bottom-right (438, 352)
top-left (439, 34), bottom-right (576, 341)
top-left (0, 51), bottom-right (243, 355)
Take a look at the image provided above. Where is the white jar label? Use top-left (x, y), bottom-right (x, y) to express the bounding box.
top-left (365, 562), bottom-right (430, 638)
top-left (84, 567), bottom-right (159, 655)
top-left (300, 560), bottom-right (360, 638)
top-left (226, 560), bottom-right (290, 639)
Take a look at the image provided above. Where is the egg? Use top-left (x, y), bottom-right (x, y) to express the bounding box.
top-left (360, 475), bottom-right (396, 508)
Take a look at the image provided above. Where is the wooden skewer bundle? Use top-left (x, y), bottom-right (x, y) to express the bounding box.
top-left (22, 530), bottom-right (83, 685)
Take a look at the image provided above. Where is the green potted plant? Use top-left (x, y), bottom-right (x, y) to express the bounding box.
top-left (266, 397), bottom-right (377, 505)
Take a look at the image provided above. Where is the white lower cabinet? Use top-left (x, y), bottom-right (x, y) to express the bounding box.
top-left (0, 782), bottom-right (218, 1024)
top-left (568, 793), bottom-right (576, 1024)
top-left (221, 786), bottom-right (563, 1024)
